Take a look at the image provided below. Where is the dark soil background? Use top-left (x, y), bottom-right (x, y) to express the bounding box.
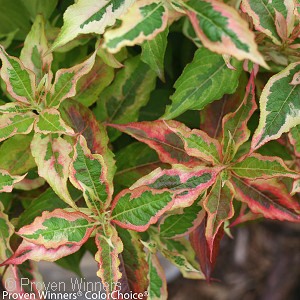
top-left (168, 221), bottom-right (300, 300)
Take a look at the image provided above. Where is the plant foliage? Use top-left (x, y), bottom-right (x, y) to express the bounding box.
top-left (0, 0), bottom-right (299, 299)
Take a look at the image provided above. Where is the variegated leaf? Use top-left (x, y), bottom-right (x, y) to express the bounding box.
top-left (0, 45), bottom-right (36, 104)
top-left (131, 166), bottom-right (218, 208)
top-left (73, 55), bottom-right (114, 107)
top-left (167, 122), bottom-right (222, 164)
top-left (0, 102), bottom-right (32, 114)
top-left (47, 51), bottom-right (96, 108)
top-left (204, 175), bottom-right (234, 256)
top-left (95, 55), bottom-right (156, 141)
top-left (95, 224), bottom-right (123, 295)
top-left (117, 227), bottom-right (149, 294)
top-left (0, 134), bottom-right (35, 175)
top-left (159, 194), bottom-right (205, 238)
top-left (158, 237), bottom-right (204, 279)
top-left (292, 179), bottom-right (300, 195)
top-left (252, 62), bottom-right (300, 150)
top-left (147, 253), bottom-right (167, 300)
top-left (31, 133), bottom-right (76, 208)
top-left (0, 169), bottom-right (26, 192)
top-left (1, 240), bottom-right (81, 265)
top-left (111, 186), bottom-right (174, 231)
top-left (14, 177), bottom-right (45, 191)
top-left (69, 135), bottom-right (112, 214)
top-left (20, 15), bottom-right (53, 84)
top-left (161, 246), bottom-right (203, 279)
top-left (0, 112), bottom-right (36, 142)
top-left (35, 108), bottom-right (74, 134)
top-left (17, 209), bottom-right (95, 248)
top-left (103, 0), bottom-right (168, 53)
top-left (141, 26), bottom-right (169, 81)
top-left (51, 0), bottom-right (135, 50)
top-left (231, 176), bottom-right (300, 222)
top-left (110, 120), bottom-right (201, 167)
top-left (183, 0), bottom-right (267, 67)
top-left (163, 48), bottom-right (242, 119)
top-left (289, 124), bottom-right (300, 157)
top-left (60, 100), bottom-right (116, 187)
top-left (222, 71), bottom-right (257, 161)
top-left (241, 0), bottom-right (295, 45)
top-left (231, 153), bottom-right (299, 179)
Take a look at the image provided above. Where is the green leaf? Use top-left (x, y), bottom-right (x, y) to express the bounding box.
top-left (288, 124), bottom-right (300, 157)
top-left (204, 175), bottom-right (234, 255)
top-left (0, 29), bottom-right (18, 49)
top-left (0, 209), bottom-right (14, 283)
top-left (0, 0), bottom-right (31, 40)
top-left (69, 135), bottom-right (112, 214)
top-left (159, 195), bottom-right (205, 238)
top-left (110, 120), bottom-right (201, 167)
top-left (51, 0), bottom-right (135, 50)
top-left (35, 108), bottom-right (74, 134)
top-left (147, 253), bottom-right (167, 300)
top-left (17, 209), bottom-right (95, 248)
top-left (0, 46), bottom-right (36, 105)
top-left (20, 15), bottom-right (53, 84)
top-left (17, 188), bottom-right (70, 229)
top-left (95, 55), bottom-right (156, 141)
top-left (231, 176), bottom-right (300, 222)
top-left (183, 0), bottom-right (267, 66)
top-left (111, 187), bottom-right (174, 231)
top-left (20, 0), bottom-right (58, 21)
top-left (115, 142), bottom-right (166, 189)
top-left (163, 48), bottom-right (242, 119)
top-left (252, 62), bottom-right (300, 150)
top-left (95, 224), bottom-right (123, 295)
top-left (0, 209), bottom-right (14, 262)
top-left (0, 112), bottom-right (36, 142)
top-left (73, 56), bottom-right (114, 107)
top-left (47, 52), bottom-right (97, 108)
top-left (55, 248), bottom-right (85, 277)
top-left (222, 72), bottom-right (257, 162)
top-left (31, 133), bottom-right (76, 209)
top-left (117, 227), bottom-right (149, 294)
top-left (103, 0), bottom-right (168, 53)
top-left (241, 0), bottom-right (295, 45)
top-left (0, 134), bottom-right (35, 175)
top-left (141, 26), bottom-right (169, 81)
top-left (231, 153), bottom-right (299, 179)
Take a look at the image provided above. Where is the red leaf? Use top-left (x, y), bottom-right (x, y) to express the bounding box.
top-left (109, 120), bottom-right (201, 167)
top-left (190, 217), bottom-right (224, 281)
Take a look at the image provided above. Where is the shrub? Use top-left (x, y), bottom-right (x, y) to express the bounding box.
top-left (0, 0), bottom-right (299, 299)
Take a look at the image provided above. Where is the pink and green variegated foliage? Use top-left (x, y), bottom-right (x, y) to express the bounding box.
top-left (1, 0), bottom-right (300, 297)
